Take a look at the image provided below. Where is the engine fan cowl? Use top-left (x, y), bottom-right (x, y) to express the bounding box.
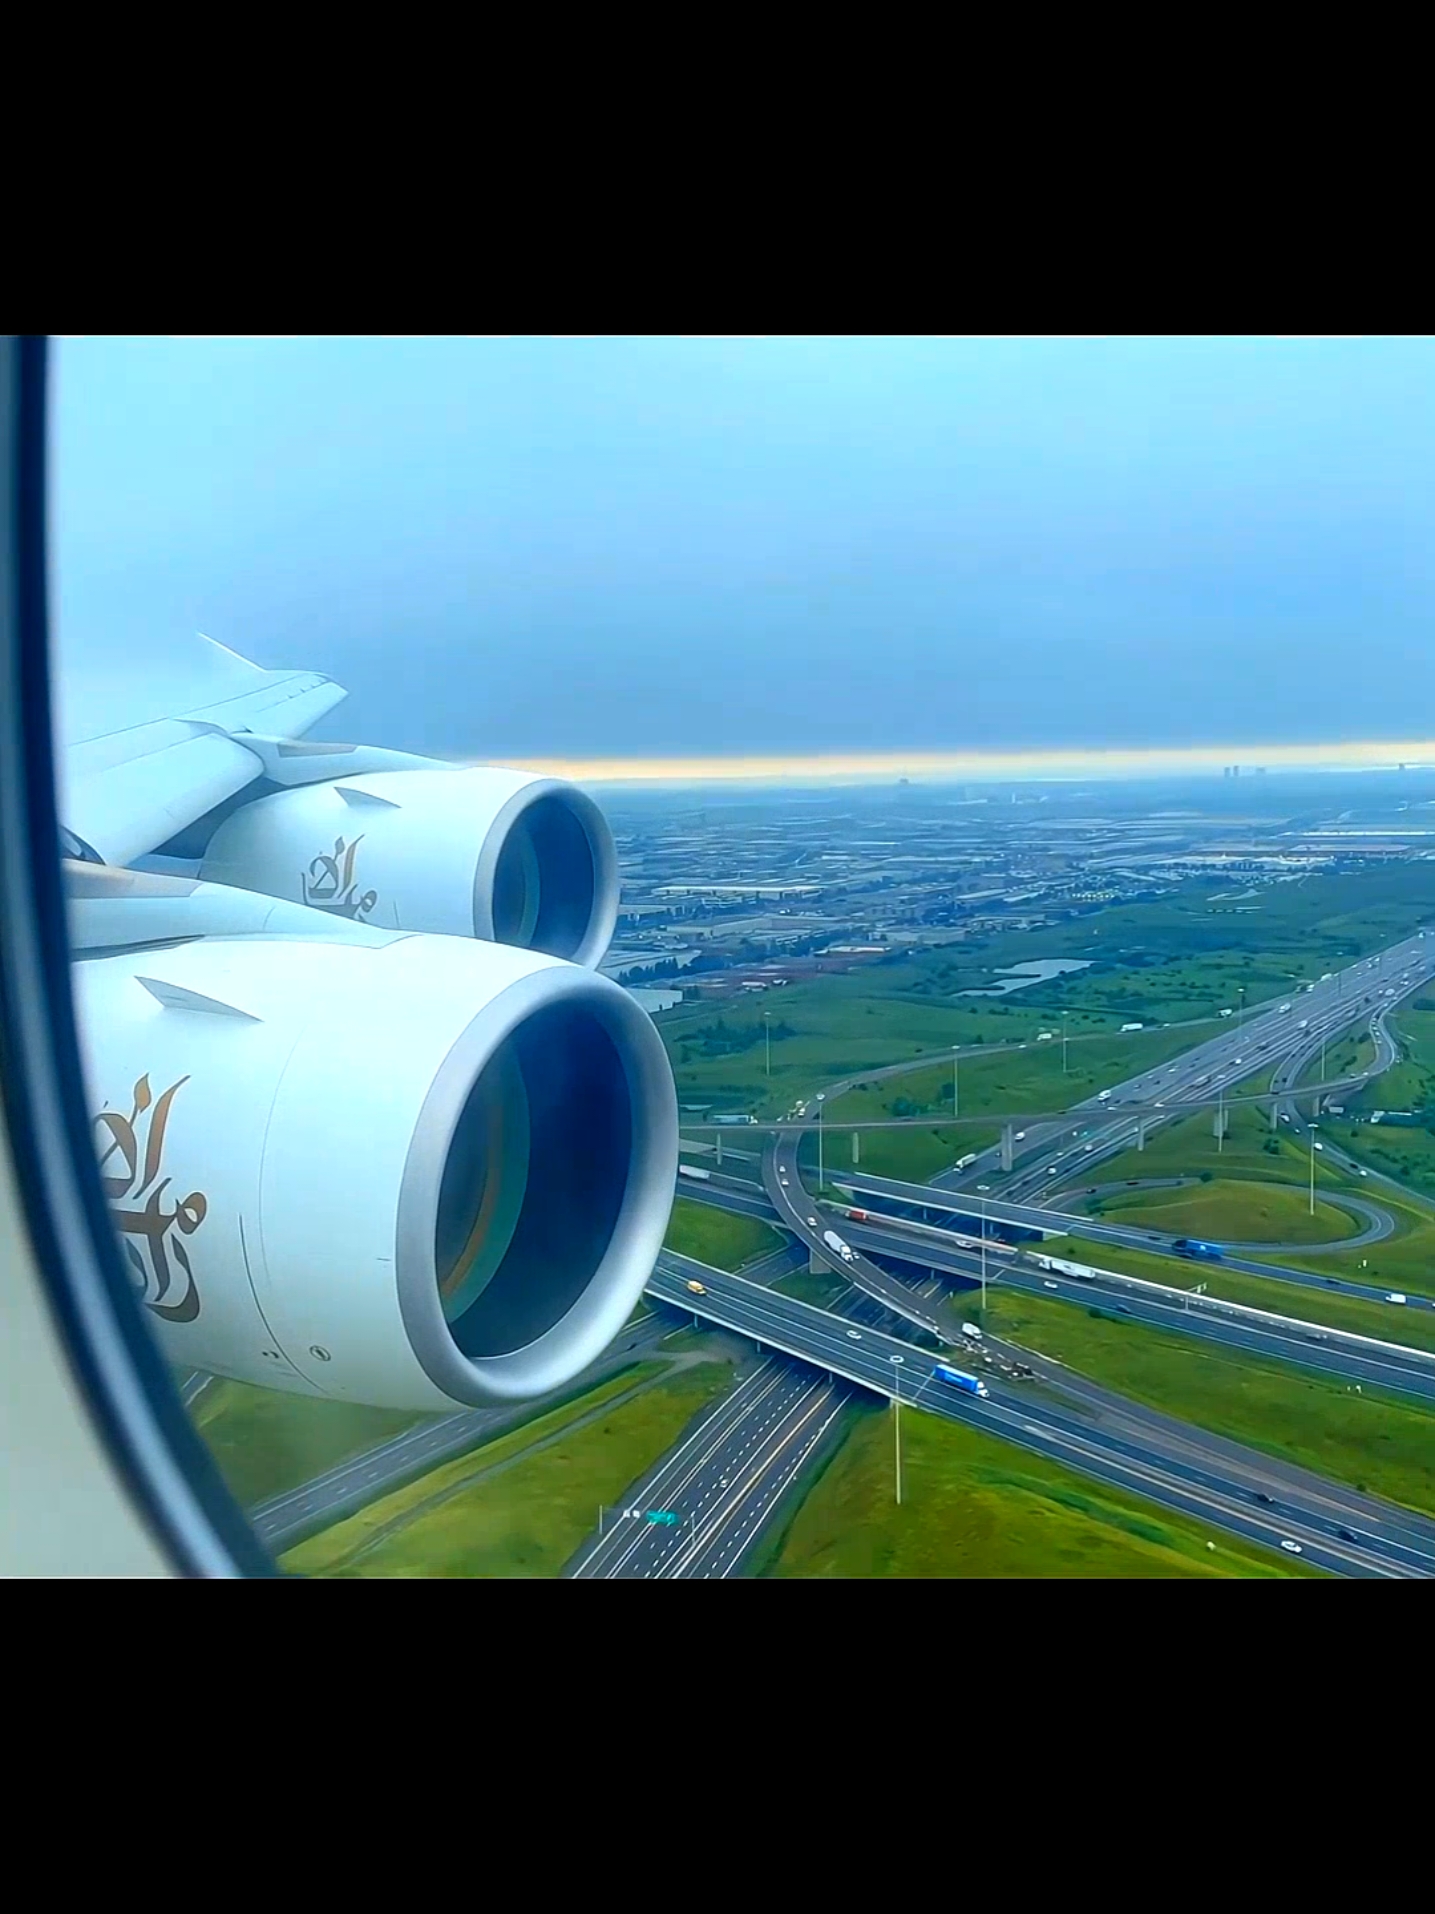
top-left (198, 766), bottom-right (619, 967)
top-left (72, 931), bottom-right (677, 1410)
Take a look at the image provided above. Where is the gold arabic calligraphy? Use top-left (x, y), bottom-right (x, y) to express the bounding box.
top-left (95, 1074), bottom-right (206, 1324)
top-left (302, 834), bottom-right (378, 920)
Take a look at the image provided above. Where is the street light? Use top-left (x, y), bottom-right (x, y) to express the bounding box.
top-left (1309, 1121), bottom-right (1319, 1216)
top-left (952, 1046), bottom-right (960, 1119)
top-left (1062, 1015), bottom-right (1069, 1075)
top-left (816, 1092), bottom-right (825, 1190)
top-left (764, 1010), bottom-right (772, 1079)
top-left (890, 1354), bottom-right (905, 1506)
top-left (1237, 985), bottom-right (1246, 1035)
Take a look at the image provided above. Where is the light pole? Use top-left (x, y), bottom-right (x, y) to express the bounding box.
top-left (980, 1195), bottom-right (988, 1313)
top-left (1309, 1121), bottom-right (1319, 1216)
top-left (1217, 1084), bottom-right (1224, 1153)
top-left (1062, 1016), bottom-right (1069, 1075)
top-left (816, 1092), bottom-right (825, 1191)
top-left (764, 1011), bottom-right (771, 1079)
top-left (952, 1046), bottom-right (960, 1120)
top-left (890, 1355), bottom-right (904, 1505)
top-left (1237, 985), bottom-right (1246, 1035)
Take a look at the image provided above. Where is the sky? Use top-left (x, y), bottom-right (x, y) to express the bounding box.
top-left (49, 335), bottom-right (1435, 771)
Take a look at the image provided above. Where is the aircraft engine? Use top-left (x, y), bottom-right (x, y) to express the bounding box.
top-left (71, 927), bottom-right (677, 1410)
top-left (198, 767), bottom-right (619, 966)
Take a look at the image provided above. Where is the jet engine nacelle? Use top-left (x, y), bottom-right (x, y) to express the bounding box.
top-left (72, 930), bottom-right (677, 1410)
top-left (198, 767), bottom-right (619, 967)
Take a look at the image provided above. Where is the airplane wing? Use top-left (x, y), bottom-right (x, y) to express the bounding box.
top-left (55, 634), bottom-right (346, 867)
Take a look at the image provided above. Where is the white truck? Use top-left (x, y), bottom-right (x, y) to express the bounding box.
top-left (960, 1322), bottom-right (983, 1342)
top-left (1120, 1021), bottom-right (1144, 1032)
top-left (822, 1229), bottom-right (856, 1265)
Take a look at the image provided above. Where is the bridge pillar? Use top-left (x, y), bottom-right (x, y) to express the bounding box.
top-left (1212, 1107), bottom-right (1228, 1141)
top-left (809, 1242), bottom-right (825, 1273)
top-left (1001, 1123), bottom-right (1014, 1172)
top-left (1137, 1120), bottom-right (1145, 1153)
top-left (1270, 1101), bottom-right (1279, 1133)
top-left (715, 1133), bottom-right (722, 1165)
top-left (852, 1131), bottom-right (860, 1165)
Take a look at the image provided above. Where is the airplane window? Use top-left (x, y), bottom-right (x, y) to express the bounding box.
top-left (21, 334), bottom-right (1435, 1579)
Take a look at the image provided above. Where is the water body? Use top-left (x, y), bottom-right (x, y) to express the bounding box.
top-left (962, 958), bottom-right (1094, 997)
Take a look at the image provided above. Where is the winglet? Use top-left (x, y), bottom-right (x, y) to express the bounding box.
top-left (135, 975), bottom-right (262, 1022)
top-left (198, 632), bottom-right (266, 675)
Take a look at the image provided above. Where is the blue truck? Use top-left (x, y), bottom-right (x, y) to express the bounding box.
top-left (1173, 1238), bottom-right (1223, 1261)
top-left (933, 1363), bottom-right (989, 1398)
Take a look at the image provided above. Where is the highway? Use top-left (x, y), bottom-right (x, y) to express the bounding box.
top-left (645, 1257), bottom-right (1435, 1576)
top-left (754, 932), bottom-right (1435, 1342)
top-left (818, 1168), bottom-right (1433, 1313)
top-left (569, 1357), bottom-right (849, 1579)
top-left (685, 1157), bottom-right (1435, 1394)
top-left (932, 931), bottom-right (1435, 1206)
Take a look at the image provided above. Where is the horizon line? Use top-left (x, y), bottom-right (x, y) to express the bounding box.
top-left (488, 738), bottom-right (1435, 787)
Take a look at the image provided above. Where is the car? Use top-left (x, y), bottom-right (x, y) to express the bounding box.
top-left (1117, 1304), bottom-right (1132, 1314)
top-left (1387, 1293), bottom-right (1407, 1305)
top-left (1280, 1539), bottom-right (1302, 1554)
top-left (1358, 1168), bottom-right (1368, 1176)
top-left (1046, 1166), bottom-right (1058, 1175)
top-left (1014, 1131), bottom-right (1026, 1141)
top-left (976, 1183), bottom-right (991, 1192)
top-left (806, 1216), bottom-right (817, 1227)
top-left (1254, 1491), bottom-right (1274, 1505)
top-left (1043, 1279), bottom-right (1058, 1290)
top-left (846, 1329), bottom-right (861, 1340)
top-left (686, 1280), bottom-right (706, 1295)
top-left (1083, 1143), bottom-right (1093, 1151)
top-left (1337, 1526), bottom-right (1359, 1544)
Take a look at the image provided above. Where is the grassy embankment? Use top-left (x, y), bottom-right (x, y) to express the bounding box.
top-left (663, 1197), bottom-right (785, 1270)
top-left (966, 1287), bottom-right (1435, 1516)
top-left (756, 1402), bottom-right (1312, 1578)
top-left (282, 1353), bottom-right (737, 1578)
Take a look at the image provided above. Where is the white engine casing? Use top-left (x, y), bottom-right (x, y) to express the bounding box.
top-left (198, 766), bottom-right (619, 967)
top-left (72, 929), bottom-right (677, 1410)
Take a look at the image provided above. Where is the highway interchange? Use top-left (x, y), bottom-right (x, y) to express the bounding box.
top-left (185, 927), bottom-right (1435, 1578)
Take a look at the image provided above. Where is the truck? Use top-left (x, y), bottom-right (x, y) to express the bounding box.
top-left (1173, 1238), bottom-right (1223, 1261)
top-left (1030, 1252), bottom-right (1098, 1280)
top-left (1120, 1021), bottom-right (1144, 1032)
top-left (678, 1164), bottom-right (712, 1182)
top-left (933, 1363), bottom-right (989, 1398)
top-left (954, 1152), bottom-right (979, 1171)
top-left (960, 1322), bottom-right (983, 1342)
top-left (713, 1113), bottom-right (757, 1125)
top-left (822, 1229), bottom-right (856, 1265)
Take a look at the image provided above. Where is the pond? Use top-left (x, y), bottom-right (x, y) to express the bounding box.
top-left (961, 958), bottom-right (1094, 997)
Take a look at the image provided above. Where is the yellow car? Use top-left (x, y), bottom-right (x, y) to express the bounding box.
top-left (686, 1279), bottom-right (707, 1296)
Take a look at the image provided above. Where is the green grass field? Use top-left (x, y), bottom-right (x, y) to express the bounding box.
top-left (973, 1287), bottom-right (1435, 1515)
top-left (1051, 1234), bottom-right (1435, 1355)
top-left (190, 1381), bottom-right (432, 1511)
top-left (1296, 1026), bottom-right (1376, 1091)
top-left (1096, 1179), bottom-right (1359, 1245)
top-left (757, 1401), bottom-right (1309, 1577)
top-left (664, 1197), bottom-right (785, 1269)
top-left (281, 1357), bottom-right (737, 1577)
top-left (1085, 1095), bottom-right (1352, 1191)
top-left (774, 1266), bottom-right (851, 1310)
